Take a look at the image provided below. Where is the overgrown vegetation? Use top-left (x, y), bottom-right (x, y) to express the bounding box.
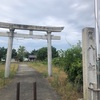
top-left (53, 43), bottom-right (83, 91)
top-left (28, 61), bottom-right (83, 100)
top-left (0, 63), bottom-right (18, 88)
top-left (64, 45), bottom-right (82, 91)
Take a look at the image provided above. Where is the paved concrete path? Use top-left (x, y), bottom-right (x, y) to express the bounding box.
top-left (0, 64), bottom-right (61, 100)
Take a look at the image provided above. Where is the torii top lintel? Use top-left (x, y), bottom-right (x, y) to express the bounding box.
top-left (0, 22), bottom-right (64, 32)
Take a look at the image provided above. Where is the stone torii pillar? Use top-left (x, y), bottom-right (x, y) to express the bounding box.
top-left (47, 31), bottom-right (52, 76)
top-left (5, 29), bottom-right (14, 78)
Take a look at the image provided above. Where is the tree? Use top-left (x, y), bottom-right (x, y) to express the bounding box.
top-left (24, 51), bottom-right (30, 58)
top-left (37, 46), bottom-right (58, 61)
top-left (12, 49), bottom-right (17, 59)
top-left (52, 46), bottom-right (58, 58)
top-left (52, 49), bottom-right (66, 68)
top-left (31, 49), bottom-right (37, 55)
top-left (0, 47), bottom-right (7, 61)
top-left (17, 46), bottom-right (26, 61)
top-left (64, 44), bottom-right (82, 87)
top-left (37, 47), bottom-right (47, 61)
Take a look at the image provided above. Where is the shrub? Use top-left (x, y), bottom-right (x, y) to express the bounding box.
top-left (52, 57), bottom-right (66, 68)
top-left (64, 45), bottom-right (83, 91)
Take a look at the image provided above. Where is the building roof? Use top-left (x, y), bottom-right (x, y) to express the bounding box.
top-left (28, 55), bottom-right (37, 58)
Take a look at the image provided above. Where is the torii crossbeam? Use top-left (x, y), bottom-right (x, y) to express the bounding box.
top-left (0, 22), bottom-right (64, 78)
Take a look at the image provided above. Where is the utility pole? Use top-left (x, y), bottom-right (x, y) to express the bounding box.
top-left (94, 0), bottom-right (100, 99)
top-left (94, 0), bottom-right (99, 59)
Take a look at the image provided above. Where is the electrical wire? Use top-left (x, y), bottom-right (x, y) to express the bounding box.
top-left (65, 36), bottom-right (73, 47)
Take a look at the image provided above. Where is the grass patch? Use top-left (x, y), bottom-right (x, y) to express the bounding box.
top-left (28, 62), bottom-right (83, 100)
top-left (28, 62), bottom-right (48, 77)
top-left (0, 62), bottom-right (18, 89)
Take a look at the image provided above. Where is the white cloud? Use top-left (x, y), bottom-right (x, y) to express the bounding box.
top-left (0, 39), bottom-right (7, 44)
top-left (38, 16), bottom-right (65, 26)
top-left (0, 0), bottom-right (100, 51)
top-left (71, 2), bottom-right (89, 11)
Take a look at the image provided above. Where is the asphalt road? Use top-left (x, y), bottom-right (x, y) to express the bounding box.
top-left (0, 64), bottom-right (61, 100)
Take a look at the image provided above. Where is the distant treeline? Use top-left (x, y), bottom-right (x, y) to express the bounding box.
top-left (0, 46), bottom-right (58, 62)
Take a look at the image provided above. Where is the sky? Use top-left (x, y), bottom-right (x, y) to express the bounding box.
top-left (0, 0), bottom-right (100, 52)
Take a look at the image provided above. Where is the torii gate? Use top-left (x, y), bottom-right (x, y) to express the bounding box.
top-left (0, 22), bottom-right (64, 78)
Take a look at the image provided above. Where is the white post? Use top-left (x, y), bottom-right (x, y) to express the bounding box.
top-left (82, 27), bottom-right (97, 100)
top-left (94, 0), bottom-right (99, 59)
top-left (5, 29), bottom-right (14, 78)
top-left (47, 32), bottom-right (52, 76)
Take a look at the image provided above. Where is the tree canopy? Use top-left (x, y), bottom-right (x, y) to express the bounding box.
top-left (37, 46), bottom-right (58, 61)
top-left (0, 47), bottom-right (7, 61)
top-left (17, 46), bottom-right (26, 61)
top-left (12, 49), bottom-right (17, 59)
